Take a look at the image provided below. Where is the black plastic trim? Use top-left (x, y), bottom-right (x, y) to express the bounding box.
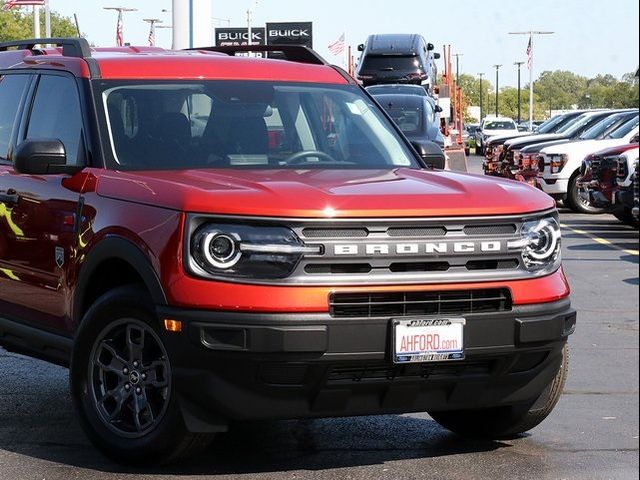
top-left (73, 236), bottom-right (167, 325)
top-left (0, 316), bottom-right (72, 367)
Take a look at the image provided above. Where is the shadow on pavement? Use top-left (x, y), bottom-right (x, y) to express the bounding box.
top-left (0, 410), bottom-right (512, 476)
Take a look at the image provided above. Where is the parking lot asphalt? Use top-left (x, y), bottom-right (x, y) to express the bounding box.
top-left (0, 155), bottom-right (638, 480)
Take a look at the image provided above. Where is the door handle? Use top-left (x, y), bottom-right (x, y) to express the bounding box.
top-left (0, 188), bottom-right (19, 204)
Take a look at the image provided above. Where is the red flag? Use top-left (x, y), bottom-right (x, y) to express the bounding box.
top-left (328, 33), bottom-right (346, 56)
top-left (116, 10), bottom-right (123, 47)
top-left (3, 0), bottom-right (45, 10)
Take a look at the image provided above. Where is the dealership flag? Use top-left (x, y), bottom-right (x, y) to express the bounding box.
top-left (526, 36), bottom-right (532, 69)
top-left (328, 33), bottom-right (346, 56)
top-left (148, 23), bottom-right (155, 46)
top-left (3, 0), bottom-right (44, 9)
top-left (116, 9), bottom-right (123, 47)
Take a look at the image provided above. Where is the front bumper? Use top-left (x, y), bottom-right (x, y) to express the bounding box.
top-left (158, 297), bottom-right (575, 430)
top-left (537, 176), bottom-right (570, 196)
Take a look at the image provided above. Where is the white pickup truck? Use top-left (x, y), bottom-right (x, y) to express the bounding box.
top-left (537, 115), bottom-right (639, 213)
top-left (475, 117), bottom-right (520, 154)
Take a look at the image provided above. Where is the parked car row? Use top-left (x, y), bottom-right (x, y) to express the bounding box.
top-left (480, 108), bottom-right (640, 219)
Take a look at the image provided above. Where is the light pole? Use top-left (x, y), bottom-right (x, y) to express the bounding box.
top-left (453, 53), bottom-right (463, 85)
top-left (509, 30), bottom-right (554, 130)
top-left (514, 61), bottom-right (525, 124)
top-left (104, 7), bottom-right (138, 46)
top-left (493, 64), bottom-right (502, 117)
top-left (478, 72), bottom-right (484, 121)
top-left (143, 18), bottom-right (162, 46)
top-left (246, 0), bottom-right (260, 49)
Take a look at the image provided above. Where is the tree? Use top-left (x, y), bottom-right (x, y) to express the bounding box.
top-left (533, 70), bottom-right (588, 110)
top-left (0, 4), bottom-right (82, 42)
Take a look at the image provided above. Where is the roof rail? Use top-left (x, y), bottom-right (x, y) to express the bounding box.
top-left (187, 44), bottom-right (327, 66)
top-left (0, 37), bottom-right (92, 59)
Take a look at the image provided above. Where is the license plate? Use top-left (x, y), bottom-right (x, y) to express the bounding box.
top-left (393, 318), bottom-right (465, 364)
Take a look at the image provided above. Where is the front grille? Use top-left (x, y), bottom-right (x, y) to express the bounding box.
top-left (327, 361), bottom-right (493, 384)
top-left (285, 214), bottom-right (546, 285)
top-left (463, 224), bottom-right (516, 236)
top-left (537, 155), bottom-right (545, 172)
top-left (329, 288), bottom-right (512, 318)
top-left (617, 157), bottom-right (629, 180)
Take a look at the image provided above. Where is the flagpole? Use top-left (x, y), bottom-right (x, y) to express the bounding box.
top-left (44, 0), bottom-right (51, 38)
top-left (508, 30), bottom-right (554, 131)
top-left (32, 5), bottom-right (40, 38)
top-left (528, 33), bottom-right (533, 132)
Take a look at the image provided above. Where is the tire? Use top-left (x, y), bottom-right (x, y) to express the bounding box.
top-left (566, 172), bottom-right (607, 214)
top-left (70, 285), bottom-right (213, 465)
top-left (464, 147), bottom-right (470, 156)
top-left (476, 145), bottom-right (484, 155)
top-left (429, 344), bottom-right (569, 439)
top-left (613, 208), bottom-right (640, 228)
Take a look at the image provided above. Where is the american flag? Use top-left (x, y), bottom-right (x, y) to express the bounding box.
top-left (148, 23), bottom-right (155, 46)
top-left (328, 33), bottom-right (346, 56)
top-left (116, 10), bottom-right (123, 47)
top-left (2, 0), bottom-right (45, 10)
top-left (526, 36), bottom-right (532, 69)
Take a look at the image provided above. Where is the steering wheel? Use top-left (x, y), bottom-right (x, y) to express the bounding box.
top-left (285, 150), bottom-right (337, 165)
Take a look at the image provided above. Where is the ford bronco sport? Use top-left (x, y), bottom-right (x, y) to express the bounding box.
top-left (0, 38), bottom-right (575, 465)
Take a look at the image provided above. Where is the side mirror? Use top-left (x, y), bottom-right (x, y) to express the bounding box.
top-left (357, 44), bottom-right (364, 52)
top-left (411, 140), bottom-right (446, 169)
top-left (433, 52), bottom-right (441, 59)
top-left (435, 105), bottom-right (443, 113)
top-left (14, 139), bottom-right (81, 175)
top-left (631, 134), bottom-right (639, 143)
top-left (426, 43), bottom-right (435, 51)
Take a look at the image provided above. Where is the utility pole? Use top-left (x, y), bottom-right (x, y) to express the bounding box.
top-left (514, 61), bottom-right (525, 124)
top-left (453, 53), bottom-right (463, 85)
top-left (509, 30), bottom-right (554, 130)
top-left (493, 64), bottom-right (502, 117)
top-left (246, 0), bottom-right (260, 52)
top-left (478, 72), bottom-right (484, 121)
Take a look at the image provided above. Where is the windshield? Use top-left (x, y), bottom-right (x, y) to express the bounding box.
top-left (579, 113), bottom-right (633, 140)
top-left (360, 55), bottom-right (423, 72)
top-left (537, 114), bottom-right (570, 134)
top-left (380, 103), bottom-right (425, 135)
top-left (483, 120), bottom-right (516, 130)
top-left (366, 85), bottom-right (427, 96)
top-left (560, 113), bottom-right (607, 137)
top-left (604, 115), bottom-right (639, 139)
top-left (97, 81), bottom-right (420, 171)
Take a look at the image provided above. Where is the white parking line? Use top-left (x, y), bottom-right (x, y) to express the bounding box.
top-left (560, 223), bottom-right (639, 256)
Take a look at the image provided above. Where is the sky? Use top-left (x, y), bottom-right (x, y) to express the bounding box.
top-left (28, 0), bottom-right (640, 88)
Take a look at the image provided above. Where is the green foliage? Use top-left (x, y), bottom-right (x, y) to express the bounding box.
top-left (458, 69), bottom-right (639, 121)
top-left (0, 4), bottom-right (82, 42)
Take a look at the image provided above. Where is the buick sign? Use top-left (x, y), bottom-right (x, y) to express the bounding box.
top-left (266, 22), bottom-right (313, 48)
top-left (215, 27), bottom-right (266, 47)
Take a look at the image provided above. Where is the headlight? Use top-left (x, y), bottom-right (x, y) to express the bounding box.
top-left (508, 215), bottom-right (561, 271)
top-left (549, 154), bottom-right (569, 174)
top-left (189, 222), bottom-right (321, 280)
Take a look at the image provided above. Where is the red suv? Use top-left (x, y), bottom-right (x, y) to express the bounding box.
top-left (0, 38), bottom-right (575, 465)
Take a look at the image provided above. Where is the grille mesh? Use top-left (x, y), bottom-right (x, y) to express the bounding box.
top-left (463, 224), bottom-right (517, 235)
top-left (386, 227), bottom-right (447, 237)
top-left (329, 288), bottom-right (512, 318)
top-left (302, 228), bottom-right (368, 238)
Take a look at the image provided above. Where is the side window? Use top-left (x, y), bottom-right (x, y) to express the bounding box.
top-left (26, 75), bottom-right (84, 165)
top-left (0, 74), bottom-right (30, 161)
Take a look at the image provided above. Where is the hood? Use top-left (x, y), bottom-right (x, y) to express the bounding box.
top-left (95, 168), bottom-right (554, 218)
top-left (521, 139), bottom-right (571, 154)
top-left (541, 138), bottom-right (630, 158)
top-left (505, 133), bottom-right (564, 149)
top-left (486, 132), bottom-right (530, 146)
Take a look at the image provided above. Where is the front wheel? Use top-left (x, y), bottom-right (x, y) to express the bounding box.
top-left (70, 285), bottom-right (213, 465)
top-left (566, 172), bottom-right (607, 214)
top-left (429, 344), bottom-right (568, 438)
